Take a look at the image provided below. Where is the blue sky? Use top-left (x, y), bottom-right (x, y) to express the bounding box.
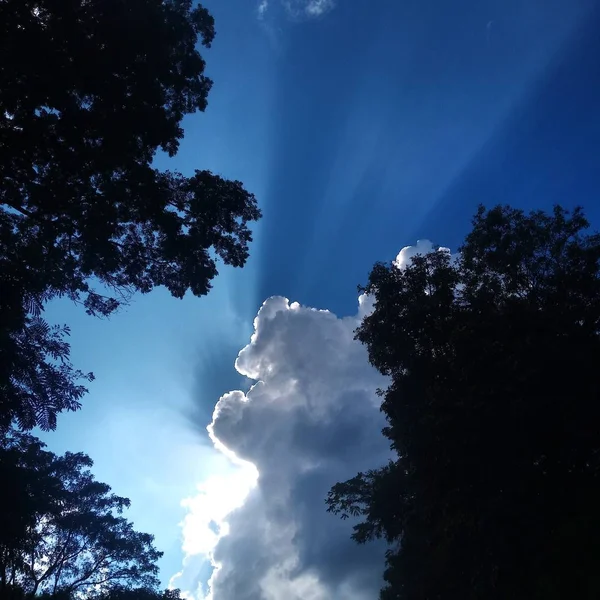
top-left (42, 0), bottom-right (600, 597)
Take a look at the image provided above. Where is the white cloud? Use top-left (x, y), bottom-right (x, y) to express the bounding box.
top-left (393, 239), bottom-right (453, 270)
top-left (174, 293), bottom-right (391, 599)
top-left (173, 241), bottom-right (454, 599)
top-left (257, 0), bottom-right (336, 20)
top-left (304, 0), bottom-right (336, 17)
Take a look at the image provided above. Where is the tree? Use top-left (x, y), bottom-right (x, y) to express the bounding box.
top-left (0, 316), bottom-right (94, 432)
top-left (0, 0), bottom-right (261, 430)
top-left (95, 588), bottom-right (184, 600)
top-left (327, 205), bottom-right (600, 599)
top-left (0, 432), bottom-right (162, 598)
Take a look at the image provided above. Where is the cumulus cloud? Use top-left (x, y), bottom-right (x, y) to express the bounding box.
top-left (173, 241), bottom-right (451, 599)
top-left (173, 294), bottom-right (390, 599)
top-left (393, 239), bottom-right (453, 270)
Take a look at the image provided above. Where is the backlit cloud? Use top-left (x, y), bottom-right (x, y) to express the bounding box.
top-left (173, 294), bottom-right (390, 598)
top-left (173, 241), bottom-right (448, 599)
top-left (393, 239), bottom-right (454, 270)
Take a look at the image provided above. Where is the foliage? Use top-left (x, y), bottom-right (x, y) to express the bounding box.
top-left (0, 432), bottom-right (162, 598)
top-left (96, 588), bottom-right (183, 600)
top-left (0, 0), bottom-right (261, 430)
top-left (1, 585), bottom-right (181, 600)
top-left (0, 316), bottom-right (93, 432)
top-left (327, 205), bottom-right (600, 599)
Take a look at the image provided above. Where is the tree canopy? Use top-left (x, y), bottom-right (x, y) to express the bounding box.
top-left (0, 2), bottom-right (260, 597)
top-left (327, 205), bottom-right (600, 599)
top-left (0, 0), bottom-right (261, 431)
top-left (0, 432), bottom-right (162, 599)
top-left (94, 589), bottom-right (183, 600)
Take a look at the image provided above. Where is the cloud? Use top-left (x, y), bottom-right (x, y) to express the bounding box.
top-left (257, 0), bottom-right (269, 18)
top-left (173, 292), bottom-right (391, 599)
top-left (304, 0), bottom-right (336, 17)
top-left (172, 241), bottom-right (455, 599)
top-left (257, 0), bottom-right (336, 20)
top-left (393, 239), bottom-right (453, 270)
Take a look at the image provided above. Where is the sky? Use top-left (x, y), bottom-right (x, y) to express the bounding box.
top-left (41, 0), bottom-right (600, 598)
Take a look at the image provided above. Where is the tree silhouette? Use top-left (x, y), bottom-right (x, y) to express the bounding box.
top-left (328, 205), bottom-right (600, 599)
top-left (0, 0), bottom-right (261, 430)
top-left (0, 432), bottom-right (162, 598)
top-left (0, 317), bottom-right (94, 431)
top-left (96, 588), bottom-right (184, 600)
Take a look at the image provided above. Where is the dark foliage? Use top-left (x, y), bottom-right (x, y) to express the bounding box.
top-left (0, 316), bottom-right (94, 431)
top-left (0, 432), bottom-right (162, 598)
top-left (96, 588), bottom-right (183, 600)
top-left (327, 205), bottom-right (600, 599)
top-left (0, 0), bottom-right (261, 430)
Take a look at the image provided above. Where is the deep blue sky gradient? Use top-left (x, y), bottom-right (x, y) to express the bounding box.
top-left (253, 0), bottom-right (600, 315)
